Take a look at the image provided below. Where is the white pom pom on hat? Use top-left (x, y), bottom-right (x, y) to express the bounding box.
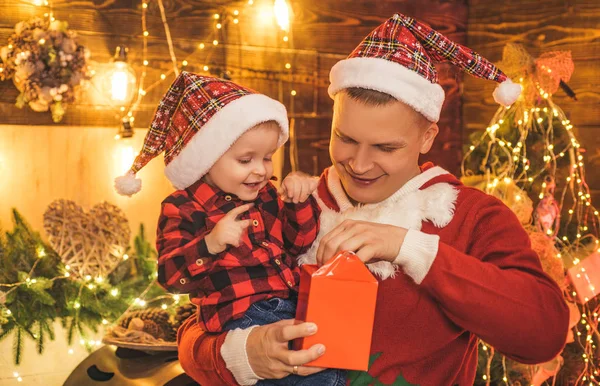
top-left (493, 79), bottom-right (522, 107)
top-left (114, 171), bottom-right (142, 197)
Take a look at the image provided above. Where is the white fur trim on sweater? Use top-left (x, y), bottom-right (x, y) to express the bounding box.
top-left (328, 57), bottom-right (445, 122)
top-left (298, 166), bottom-right (458, 281)
top-left (164, 94), bottom-right (289, 190)
top-left (221, 326), bottom-right (262, 385)
top-left (493, 79), bottom-right (522, 106)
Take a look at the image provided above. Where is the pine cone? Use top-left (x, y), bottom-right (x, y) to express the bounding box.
top-left (173, 303), bottom-right (196, 330)
top-left (142, 320), bottom-right (166, 340)
top-left (174, 313), bottom-right (193, 324)
top-left (119, 308), bottom-right (171, 330)
top-left (168, 326), bottom-right (178, 342)
top-left (176, 303), bottom-right (196, 315)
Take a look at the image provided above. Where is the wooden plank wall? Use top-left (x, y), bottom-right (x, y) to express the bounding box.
top-left (0, 124), bottom-right (175, 246)
top-left (0, 0), bottom-right (467, 179)
top-left (464, 0), bottom-right (600, 200)
top-left (224, 0), bottom-right (468, 175)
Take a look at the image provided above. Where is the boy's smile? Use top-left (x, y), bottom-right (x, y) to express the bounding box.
top-left (204, 121), bottom-right (280, 201)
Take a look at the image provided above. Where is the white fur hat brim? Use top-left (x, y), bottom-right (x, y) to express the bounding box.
top-left (328, 57), bottom-right (445, 122)
top-left (164, 93), bottom-right (289, 190)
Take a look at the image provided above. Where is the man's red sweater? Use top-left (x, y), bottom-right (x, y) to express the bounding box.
top-left (177, 166), bottom-right (569, 385)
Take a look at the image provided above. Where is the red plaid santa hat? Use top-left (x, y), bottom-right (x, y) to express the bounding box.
top-left (114, 72), bottom-right (289, 196)
top-left (328, 13), bottom-right (522, 122)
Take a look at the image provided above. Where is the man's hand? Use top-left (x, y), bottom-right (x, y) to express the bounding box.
top-left (246, 320), bottom-right (327, 379)
top-left (316, 220), bottom-right (408, 265)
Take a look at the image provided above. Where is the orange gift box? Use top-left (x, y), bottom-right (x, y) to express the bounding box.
top-left (568, 251), bottom-right (600, 304)
top-left (292, 251), bottom-right (378, 371)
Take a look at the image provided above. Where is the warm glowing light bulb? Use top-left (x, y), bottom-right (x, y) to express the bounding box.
top-left (273, 0), bottom-right (290, 31)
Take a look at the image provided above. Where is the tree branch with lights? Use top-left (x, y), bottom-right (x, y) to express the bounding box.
top-left (463, 43), bottom-right (600, 385)
top-left (0, 207), bottom-right (182, 365)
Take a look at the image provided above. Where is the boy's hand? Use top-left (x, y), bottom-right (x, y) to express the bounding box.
top-left (279, 172), bottom-right (319, 204)
top-left (205, 203), bottom-right (253, 254)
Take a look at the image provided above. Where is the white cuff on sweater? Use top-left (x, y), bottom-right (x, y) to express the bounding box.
top-left (221, 326), bottom-right (263, 385)
top-left (393, 229), bottom-right (440, 284)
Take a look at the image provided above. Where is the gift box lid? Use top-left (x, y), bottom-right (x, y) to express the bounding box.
top-left (310, 251), bottom-right (378, 282)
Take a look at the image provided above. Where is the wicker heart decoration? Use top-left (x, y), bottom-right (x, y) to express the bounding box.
top-left (43, 199), bottom-right (130, 278)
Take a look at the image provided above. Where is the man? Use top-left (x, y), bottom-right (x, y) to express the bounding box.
top-left (176, 13), bottom-right (569, 386)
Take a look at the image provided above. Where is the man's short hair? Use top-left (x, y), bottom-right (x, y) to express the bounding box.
top-left (343, 87), bottom-right (397, 106)
top-left (341, 87), bottom-right (433, 127)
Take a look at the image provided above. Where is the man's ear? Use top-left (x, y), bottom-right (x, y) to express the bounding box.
top-left (419, 123), bottom-right (439, 155)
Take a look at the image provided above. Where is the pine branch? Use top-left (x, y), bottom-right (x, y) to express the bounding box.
top-left (42, 319), bottom-right (55, 341)
top-left (67, 317), bottom-right (76, 345)
top-left (36, 321), bottom-right (44, 354)
top-left (13, 327), bottom-right (23, 365)
top-left (0, 321), bottom-right (16, 341)
top-left (134, 224), bottom-right (157, 278)
top-left (75, 319), bottom-right (86, 343)
top-left (0, 212), bottom-right (163, 363)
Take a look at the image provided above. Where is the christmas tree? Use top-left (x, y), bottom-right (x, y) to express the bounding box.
top-left (463, 44), bottom-right (599, 385)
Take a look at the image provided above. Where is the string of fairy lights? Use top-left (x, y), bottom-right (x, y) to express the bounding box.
top-left (462, 86), bottom-right (600, 268)
top-left (118, 0), bottom-right (297, 134)
top-left (3, 0), bottom-right (299, 382)
top-left (8, 1), bottom-right (600, 384)
top-left (462, 73), bottom-right (600, 384)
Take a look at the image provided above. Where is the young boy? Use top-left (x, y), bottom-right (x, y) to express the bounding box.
top-left (115, 72), bottom-right (346, 385)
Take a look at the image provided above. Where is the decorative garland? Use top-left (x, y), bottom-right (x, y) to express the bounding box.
top-left (0, 209), bottom-right (172, 365)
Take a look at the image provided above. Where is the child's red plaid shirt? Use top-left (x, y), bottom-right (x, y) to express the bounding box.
top-left (156, 179), bottom-right (320, 332)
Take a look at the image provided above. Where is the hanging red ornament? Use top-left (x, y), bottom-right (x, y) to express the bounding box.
top-left (534, 175), bottom-right (561, 238)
